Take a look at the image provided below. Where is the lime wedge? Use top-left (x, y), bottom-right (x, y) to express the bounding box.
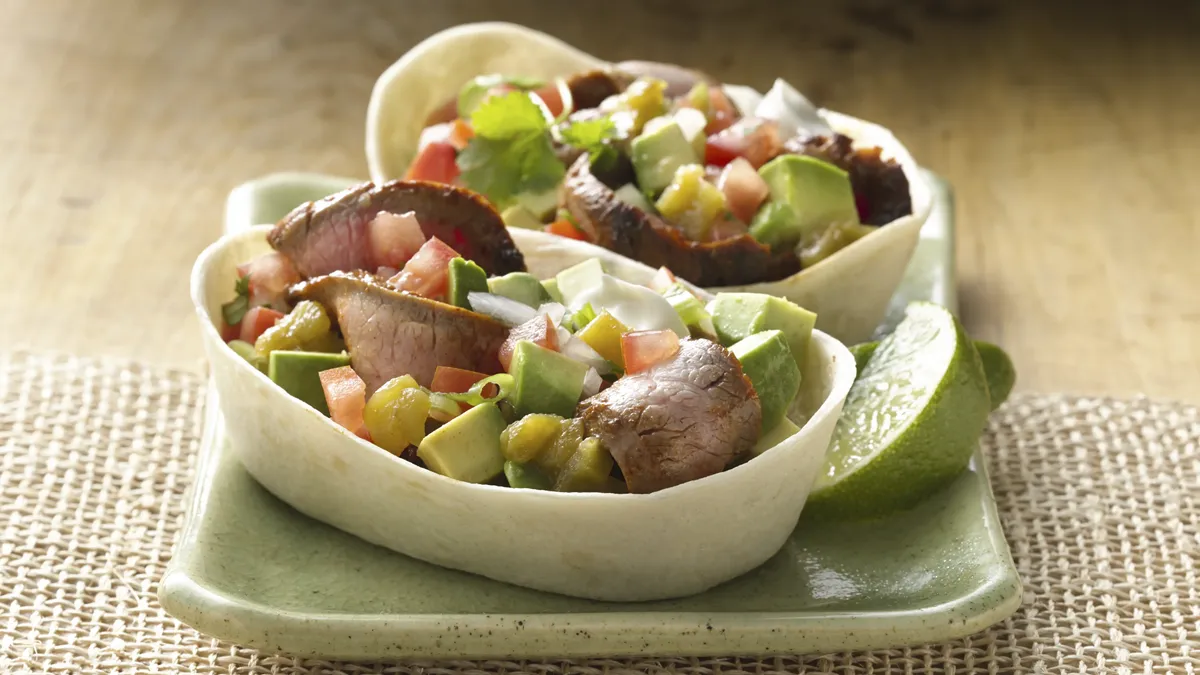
top-left (806, 302), bottom-right (992, 519)
top-left (847, 338), bottom-right (1014, 410)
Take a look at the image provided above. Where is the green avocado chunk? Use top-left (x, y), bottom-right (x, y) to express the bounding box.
top-left (267, 350), bottom-right (351, 416)
top-left (541, 277), bottom-right (564, 304)
top-left (447, 257), bottom-right (489, 310)
top-left (613, 183), bottom-right (655, 212)
top-left (500, 204), bottom-right (544, 230)
top-left (751, 417), bottom-right (801, 458)
top-left (417, 402), bottom-right (507, 484)
top-left (748, 201), bottom-right (798, 250)
top-left (554, 258), bottom-right (605, 306)
top-left (630, 120), bottom-right (697, 196)
top-left (510, 342), bottom-right (588, 418)
top-left (756, 155), bottom-right (859, 249)
top-left (488, 272), bottom-right (553, 308)
top-left (504, 460), bottom-right (553, 490)
top-left (730, 330), bottom-right (802, 432)
top-left (709, 293), bottom-right (817, 370)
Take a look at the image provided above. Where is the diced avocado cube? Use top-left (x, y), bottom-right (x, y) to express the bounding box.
top-left (797, 220), bottom-right (877, 267)
top-left (514, 188), bottom-right (559, 221)
top-left (504, 460), bottom-right (553, 490)
top-left (613, 183), bottom-right (655, 213)
top-left (655, 164), bottom-right (727, 240)
top-left (751, 416), bottom-right (801, 458)
top-left (730, 330), bottom-right (802, 431)
top-left (553, 437), bottom-right (615, 492)
top-left (501, 204), bottom-right (543, 230)
top-left (488, 272), bottom-right (553, 308)
top-left (510, 342), bottom-right (588, 418)
top-left (417, 402), bottom-right (507, 484)
top-left (447, 257), bottom-right (489, 310)
top-left (267, 350), bottom-right (351, 416)
top-left (709, 293), bottom-right (817, 370)
top-left (757, 155), bottom-right (859, 248)
top-left (661, 283), bottom-right (713, 336)
top-left (630, 120), bottom-right (697, 196)
top-left (748, 201), bottom-right (799, 251)
top-left (541, 277), bottom-right (564, 304)
top-left (643, 108), bottom-right (707, 158)
top-left (578, 310), bottom-right (629, 369)
top-left (554, 258), bottom-right (605, 306)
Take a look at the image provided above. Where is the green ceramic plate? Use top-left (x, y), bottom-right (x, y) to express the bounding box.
top-left (160, 170), bottom-right (1020, 660)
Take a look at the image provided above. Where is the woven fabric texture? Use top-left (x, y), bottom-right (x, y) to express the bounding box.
top-left (1, 351), bottom-right (1197, 674)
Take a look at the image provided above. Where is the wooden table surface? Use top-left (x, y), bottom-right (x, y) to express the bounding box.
top-left (2, 0), bottom-right (1197, 403)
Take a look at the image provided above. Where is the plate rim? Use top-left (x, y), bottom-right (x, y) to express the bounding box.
top-left (158, 171), bottom-right (1022, 660)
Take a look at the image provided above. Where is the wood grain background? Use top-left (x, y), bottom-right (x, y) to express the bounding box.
top-left (2, 0), bottom-right (1197, 403)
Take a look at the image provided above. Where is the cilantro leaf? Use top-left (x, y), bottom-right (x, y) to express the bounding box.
top-left (221, 274), bottom-right (251, 326)
top-left (561, 116), bottom-right (619, 172)
top-left (457, 92), bottom-right (566, 207)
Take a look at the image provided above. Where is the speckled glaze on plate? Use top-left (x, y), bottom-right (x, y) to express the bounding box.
top-left (159, 170), bottom-right (1021, 660)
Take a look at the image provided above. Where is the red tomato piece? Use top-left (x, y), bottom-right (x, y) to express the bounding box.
top-left (499, 315), bottom-right (560, 372)
top-left (238, 307), bottom-right (284, 344)
top-left (220, 321), bottom-right (242, 343)
top-left (319, 366), bottom-right (368, 437)
top-left (544, 219), bottom-right (588, 241)
top-left (387, 236), bottom-right (460, 300)
top-left (531, 84), bottom-right (565, 118)
top-left (621, 329), bottom-right (681, 374)
top-left (368, 210), bottom-right (427, 270)
top-left (403, 141), bottom-right (460, 184)
top-left (447, 119), bottom-right (474, 150)
top-left (649, 266), bottom-right (678, 293)
top-left (430, 366), bottom-right (488, 394)
top-left (236, 252), bottom-right (300, 311)
top-left (706, 118), bottom-right (783, 169)
top-left (705, 88), bottom-right (738, 135)
top-left (704, 142), bottom-right (741, 168)
top-left (718, 157), bottom-right (771, 223)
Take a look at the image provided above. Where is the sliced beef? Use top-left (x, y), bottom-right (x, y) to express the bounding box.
top-left (268, 180), bottom-right (525, 279)
top-left (561, 155), bottom-right (801, 287)
top-left (577, 338), bottom-right (761, 493)
top-left (784, 133), bottom-right (913, 226)
top-left (564, 68), bottom-right (633, 110)
top-left (289, 271), bottom-right (508, 394)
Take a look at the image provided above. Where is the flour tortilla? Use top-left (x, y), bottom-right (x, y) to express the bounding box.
top-left (192, 225), bottom-right (854, 601)
top-left (366, 22), bottom-right (932, 344)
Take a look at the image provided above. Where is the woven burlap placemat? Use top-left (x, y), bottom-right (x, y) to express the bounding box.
top-left (1, 351), bottom-right (1197, 674)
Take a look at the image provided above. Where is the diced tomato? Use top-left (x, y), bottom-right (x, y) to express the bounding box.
top-left (544, 219), bottom-right (588, 241)
top-left (220, 321), bottom-right (242, 343)
top-left (650, 266), bottom-right (678, 292)
top-left (319, 366), bottom-right (368, 438)
top-left (718, 157), bottom-right (771, 223)
top-left (368, 210), bottom-right (427, 270)
top-left (387, 236), bottom-right (460, 300)
top-left (531, 84), bottom-right (565, 118)
top-left (431, 366), bottom-right (488, 394)
top-left (447, 119), bottom-right (474, 150)
top-left (238, 306), bottom-right (284, 344)
top-left (706, 118), bottom-right (783, 169)
top-left (622, 330), bottom-right (681, 374)
top-left (236, 252), bottom-right (300, 311)
top-left (499, 315), bottom-right (560, 372)
top-left (705, 88), bottom-right (738, 135)
top-left (403, 141), bottom-right (460, 184)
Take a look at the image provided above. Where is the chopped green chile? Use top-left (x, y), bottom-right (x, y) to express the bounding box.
top-left (427, 392), bottom-right (463, 423)
top-left (440, 373), bottom-right (515, 406)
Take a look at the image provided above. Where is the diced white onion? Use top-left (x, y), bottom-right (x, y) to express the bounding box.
top-left (535, 302), bottom-right (568, 327)
top-left (559, 335), bottom-right (613, 374)
top-left (581, 367), bottom-right (603, 398)
top-left (467, 292), bottom-right (537, 327)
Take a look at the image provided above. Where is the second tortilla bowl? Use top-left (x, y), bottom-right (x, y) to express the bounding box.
top-left (365, 22), bottom-right (934, 345)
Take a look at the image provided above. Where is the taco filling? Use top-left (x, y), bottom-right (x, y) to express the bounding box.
top-left (217, 181), bottom-right (819, 493)
top-left (406, 62), bottom-right (913, 286)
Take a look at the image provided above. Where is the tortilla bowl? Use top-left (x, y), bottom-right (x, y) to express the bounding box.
top-left (365, 22), bottom-right (933, 345)
top-left (192, 225), bottom-right (856, 602)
